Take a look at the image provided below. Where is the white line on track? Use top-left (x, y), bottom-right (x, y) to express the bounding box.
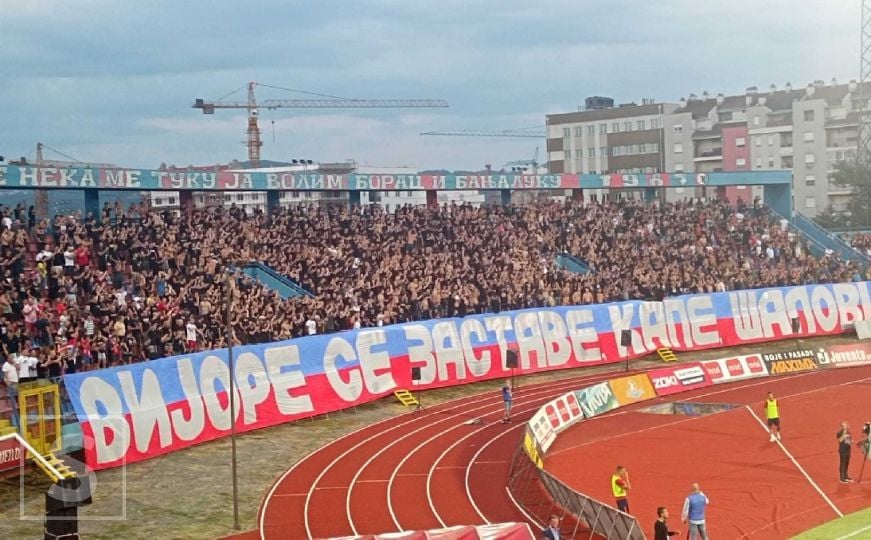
top-left (745, 405), bottom-right (843, 518)
top-left (421, 400), bottom-right (556, 528)
top-left (261, 365), bottom-right (635, 539)
top-left (384, 376), bottom-right (603, 532)
top-left (465, 422), bottom-right (527, 523)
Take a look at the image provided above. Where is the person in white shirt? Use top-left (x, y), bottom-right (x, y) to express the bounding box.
top-left (305, 317), bottom-right (317, 336)
top-left (3, 355), bottom-right (20, 389)
top-left (17, 349), bottom-right (39, 383)
top-left (186, 320), bottom-right (199, 352)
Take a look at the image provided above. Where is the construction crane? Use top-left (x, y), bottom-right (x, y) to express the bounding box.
top-left (193, 82), bottom-right (449, 167)
top-left (504, 148), bottom-right (541, 172)
top-left (420, 128), bottom-right (545, 138)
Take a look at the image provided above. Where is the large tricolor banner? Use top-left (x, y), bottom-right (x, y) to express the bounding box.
top-left (64, 281), bottom-right (871, 469)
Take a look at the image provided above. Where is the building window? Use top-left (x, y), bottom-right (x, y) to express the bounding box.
top-left (623, 121), bottom-right (632, 131)
top-left (806, 175), bottom-right (816, 186)
top-left (804, 110), bottom-right (815, 122)
top-left (755, 158), bottom-right (762, 168)
top-left (673, 124), bottom-right (683, 133)
top-left (719, 112), bottom-right (733, 122)
top-left (753, 116), bottom-right (760, 126)
top-left (612, 122), bottom-right (620, 133)
top-left (674, 163), bottom-right (684, 172)
top-left (768, 135), bottom-right (773, 146)
top-left (563, 128), bottom-right (570, 138)
top-left (674, 143), bottom-right (683, 153)
top-left (576, 149), bottom-right (583, 159)
top-left (600, 147), bottom-right (608, 156)
top-left (637, 120), bottom-right (646, 130)
top-left (803, 131), bottom-right (814, 142)
top-left (631, 144), bottom-right (639, 154)
top-left (588, 148), bottom-right (596, 158)
top-left (736, 158), bottom-right (746, 167)
top-left (768, 157), bottom-right (775, 167)
top-left (599, 124), bottom-right (607, 134)
top-left (755, 137), bottom-right (761, 147)
top-left (651, 143), bottom-right (660, 153)
top-left (587, 125), bottom-right (595, 135)
top-left (651, 119), bottom-right (659, 129)
top-left (736, 137), bottom-right (746, 147)
top-left (805, 196), bottom-right (816, 208)
top-left (564, 150), bottom-right (570, 159)
top-left (805, 153), bottom-right (816, 164)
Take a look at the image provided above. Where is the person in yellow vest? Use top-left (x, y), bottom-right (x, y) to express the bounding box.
top-left (612, 465), bottom-right (631, 513)
top-left (764, 391), bottom-right (781, 442)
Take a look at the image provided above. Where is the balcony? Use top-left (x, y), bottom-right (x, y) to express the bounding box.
top-left (780, 146), bottom-right (793, 156)
top-left (694, 148), bottom-right (723, 162)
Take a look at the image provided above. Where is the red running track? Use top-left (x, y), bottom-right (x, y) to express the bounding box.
top-left (258, 366), bottom-right (638, 539)
top-left (545, 366), bottom-right (871, 539)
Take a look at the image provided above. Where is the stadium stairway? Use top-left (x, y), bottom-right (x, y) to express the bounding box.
top-left (792, 212), bottom-right (870, 265)
top-left (230, 262), bottom-right (313, 300)
top-left (555, 252), bottom-right (593, 275)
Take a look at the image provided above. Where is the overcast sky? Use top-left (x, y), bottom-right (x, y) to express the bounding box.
top-left (0, 0), bottom-right (858, 171)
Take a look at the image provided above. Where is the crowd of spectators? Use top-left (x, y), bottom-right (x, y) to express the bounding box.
top-left (0, 196), bottom-right (866, 380)
top-left (849, 233), bottom-right (871, 257)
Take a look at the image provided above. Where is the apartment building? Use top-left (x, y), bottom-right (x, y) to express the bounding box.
top-left (546, 79), bottom-right (867, 216)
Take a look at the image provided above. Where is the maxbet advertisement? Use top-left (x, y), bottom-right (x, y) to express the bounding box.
top-left (761, 350), bottom-right (818, 374)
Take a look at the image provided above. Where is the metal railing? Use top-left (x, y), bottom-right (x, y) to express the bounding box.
top-left (507, 446), bottom-right (646, 539)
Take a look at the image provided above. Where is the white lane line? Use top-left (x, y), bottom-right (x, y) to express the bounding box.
top-left (505, 486), bottom-right (544, 529)
top-left (423, 400), bottom-right (554, 528)
top-left (466, 422), bottom-right (527, 523)
top-left (837, 523), bottom-right (871, 540)
top-left (262, 364), bottom-right (634, 539)
top-left (300, 388), bottom-right (504, 539)
top-left (386, 375), bottom-right (602, 531)
top-left (745, 405), bottom-right (843, 518)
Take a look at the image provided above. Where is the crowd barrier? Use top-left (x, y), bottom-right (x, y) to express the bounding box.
top-left (63, 281), bottom-right (871, 470)
top-left (508, 338), bottom-right (871, 539)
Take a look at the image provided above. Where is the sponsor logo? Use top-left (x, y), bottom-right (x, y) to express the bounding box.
top-left (566, 393), bottom-right (582, 417)
top-left (545, 403), bottom-right (560, 429)
top-left (652, 375), bottom-right (679, 389)
top-left (768, 358), bottom-right (817, 374)
top-left (626, 380), bottom-right (646, 399)
top-left (746, 355), bottom-right (765, 373)
top-left (816, 344), bottom-right (871, 367)
top-left (725, 358), bottom-right (743, 377)
top-left (556, 398), bottom-right (570, 422)
top-left (704, 361), bottom-right (724, 380)
top-left (674, 366), bottom-right (705, 385)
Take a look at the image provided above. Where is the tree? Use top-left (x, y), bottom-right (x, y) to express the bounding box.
top-left (824, 159), bottom-right (871, 227)
top-left (814, 205), bottom-right (850, 229)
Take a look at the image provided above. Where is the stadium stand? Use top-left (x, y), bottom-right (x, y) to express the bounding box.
top-left (0, 197), bottom-right (865, 390)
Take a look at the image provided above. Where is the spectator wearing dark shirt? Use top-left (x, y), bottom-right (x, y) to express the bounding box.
top-left (654, 506), bottom-right (679, 540)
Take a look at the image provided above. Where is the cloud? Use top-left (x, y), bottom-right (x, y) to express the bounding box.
top-left (0, 0), bottom-right (860, 171)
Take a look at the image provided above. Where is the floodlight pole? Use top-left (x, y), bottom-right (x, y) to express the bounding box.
top-left (226, 272), bottom-right (240, 530)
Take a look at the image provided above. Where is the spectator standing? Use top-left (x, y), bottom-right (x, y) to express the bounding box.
top-left (501, 379), bottom-right (513, 423)
top-left (764, 391), bottom-right (781, 442)
top-left (653, 506), bottom-right (679, 540)
top-left (186, 318), bottom-right (199, 352)
top-left (541, 515), bottom-right (561, 540)
top-left (838, 421), bottom-right (854, 483)
top-left (681, 483), bottom-right (709, 540)
top-left (305, 315), bottom-right (317, 336)
top-left (3, 354), bottom-right (19, 388)
top-left (611, 465), bottom-right (631, 513)
top-left (17, 347), bottom-right (39, 383)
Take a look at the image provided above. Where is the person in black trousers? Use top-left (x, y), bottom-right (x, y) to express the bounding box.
top-left (654, 506), bottom-right (679, 540)
top-left (837, 421), bottom-right (853, 483)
